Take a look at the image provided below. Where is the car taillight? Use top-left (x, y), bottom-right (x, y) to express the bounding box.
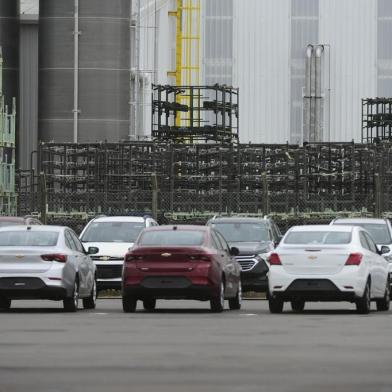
top-left (125, 254), bottom-right (143, 262)
top-left (41, 254), bottom-right (67, 263)
top-left (189, 255), bottom-right (211, 262)
top-left (345, 253), bottom-right (363, 266)
top-left (268, 253), bottom-right (282, 265)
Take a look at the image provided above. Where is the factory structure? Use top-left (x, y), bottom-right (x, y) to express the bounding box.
top-left (1, 0), bottom-right (392, 172)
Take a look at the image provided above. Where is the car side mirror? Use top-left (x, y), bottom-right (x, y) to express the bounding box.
top-left (87, 246), bottom-right (99, 255)
top-left (230, 247), bottom-right (240, 256)
top-left (380, 245), bottom-right (390, 255)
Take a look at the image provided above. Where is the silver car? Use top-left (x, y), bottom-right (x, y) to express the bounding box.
top-left (0, 225), bottom-right (98, 312)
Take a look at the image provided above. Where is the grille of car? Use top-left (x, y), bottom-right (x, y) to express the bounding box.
top-left (91, 256), bottom-right (124, 261)
top-left (96, 265), bottom-right (123, 279)
top-left (235, 255), bottom-right (258, 272)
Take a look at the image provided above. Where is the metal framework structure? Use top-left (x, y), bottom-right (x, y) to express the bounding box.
top-left (362, 98), bottom-right (392, 143)
top-left (152, 84), bottom-right (239, 144)
top-left (0, 47), bottom-right (16, 215)
top-left (17, 141), bottom-right (392, 224)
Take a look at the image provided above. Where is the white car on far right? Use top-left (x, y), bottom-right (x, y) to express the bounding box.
top-left (268, 225), bottom-right (390, 314)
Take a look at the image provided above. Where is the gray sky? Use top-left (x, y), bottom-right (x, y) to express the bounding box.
top-left (20, 0), bottom-right (38, 14)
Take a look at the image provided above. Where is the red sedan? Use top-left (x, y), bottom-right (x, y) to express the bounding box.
top-left (122, 225), bottom-right (242, 312)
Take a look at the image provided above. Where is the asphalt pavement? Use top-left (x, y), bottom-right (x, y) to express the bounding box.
top-left (1, 298), bottom-right (392, 392)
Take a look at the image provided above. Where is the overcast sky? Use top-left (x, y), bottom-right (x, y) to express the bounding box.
top-left (20, 0), bottom-right (38, 14)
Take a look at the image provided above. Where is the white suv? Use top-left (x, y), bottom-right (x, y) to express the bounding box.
top-left (79, 215), bottom-right (158, 291)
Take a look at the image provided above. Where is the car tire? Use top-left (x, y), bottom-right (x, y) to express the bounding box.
top-left (291, 300), bottom-right (305, 313)
top-left (210, 280), bottom-right (225, 313)
top-left (376, 282), bottom-right (390, 312)
top-left (63, 278), bottom-right (79, 313)
top-left (228, 281), bottom-right (242, 310)
top-left (83, 279), bottom-right (97, 310)
top-left (122, 296), bottom-right (137, 313)
top-left (143, 298), bottom-right (156, 311)
top-left (0, 297), bottom-right (11, 310)
top-left (268, 297), bottom-right (284, 314)
top-left (356, 281), bottom-right (371, 314)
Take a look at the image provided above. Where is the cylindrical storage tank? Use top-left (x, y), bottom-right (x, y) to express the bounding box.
top-left (0, 0), bottom-right (18, 108)
top-left (39, 0), bottom-right (130, 142)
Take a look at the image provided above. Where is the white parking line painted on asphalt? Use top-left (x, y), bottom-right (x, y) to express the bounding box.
top-left (94, 313), bottom-right (108, 315)
top-left (241, 313), bottom-right (257, 316)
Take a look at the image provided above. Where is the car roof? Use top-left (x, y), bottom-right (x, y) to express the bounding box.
top-left (0, 217), bottom-right (26, 222)
top-left (290, 225), bottom-right (354, 233)
top-left (209, 217), bottom-right (269, 223)
top-left (91, 216), bottom-right (147, 223)
top-left (0, 225), bottom-right (66, 232)
top-left (143, 225), bottom-right (208, 232)
top-left (332, 218), bottom-right (387, 224)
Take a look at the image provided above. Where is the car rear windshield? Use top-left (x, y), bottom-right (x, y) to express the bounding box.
top-left (81, 222), bottom-right (145, 243)
top-left (334, 223), bottom-right (391, 245)
top-left (211, 222), bottom-right (269, 243)
top-left (0, 231), bottom-right (59, 246)
top-left (138, 230), bottom-right (205, 246)
top-left (284, 231), bottom-right (351, 245)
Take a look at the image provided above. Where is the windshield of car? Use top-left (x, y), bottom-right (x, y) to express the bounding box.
top-left (211, 222), bottom-right (269, 243)
top-left (81, 222), bottom-right (145, 243)
top-left (0, 231), bottom-right (59, 246)
top-left (334, 222), bottom-right (391, 244)
top-left (138, 230), bottom-right (205, 246)
top-left (284, 231), bottom-right (351, 245)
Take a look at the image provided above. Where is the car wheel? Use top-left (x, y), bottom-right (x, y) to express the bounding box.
top-left (376, 282), bottom-right (390, 312)
top-left (210, 280), bottom-right (225, 313)
top-left (122, 295), bottom-right (137, 313)
top-left (229, 281), bottom-right (242, 310)
top-left (83, 278), bottom-right (97, 310)
top-left (268, 297), bottom-right (284, 314)
top-left (143, 298), bottom-right (156, 311)
top-left (63, 278), bottom-right (79, 312)
top-left (0, 297), bottom-right (11, 310)
top-left (356, 281), bottom-right (371, 314)
top-left (291, 299), bottom-right (305, 313)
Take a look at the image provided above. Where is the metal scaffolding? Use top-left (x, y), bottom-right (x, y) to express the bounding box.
top-left (0, 47), bottom-right (17, 215)
top-left (152, 84), bottom-right (239, 144)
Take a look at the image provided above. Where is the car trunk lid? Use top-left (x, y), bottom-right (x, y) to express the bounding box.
top-left (0, 247), bottom-right (58, 274)
top-left (279, 246), bottom-right (349, 275)
top-left (132, 246), bottom-right (210, 272)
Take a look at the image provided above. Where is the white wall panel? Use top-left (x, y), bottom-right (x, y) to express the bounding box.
top-left (233, 0), bottom-right (291, 144)
top-left (319, 0), bottom-right (377, 142)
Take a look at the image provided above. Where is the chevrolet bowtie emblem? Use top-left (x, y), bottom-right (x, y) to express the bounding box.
top-left (15, 255), bottom-right (24, 259)
top-left (308, 256), bottom-right (317, 260)
top-left (161, 253), bottom-right (171, 257)
top-left (100, 256), bottom-right (110, 261)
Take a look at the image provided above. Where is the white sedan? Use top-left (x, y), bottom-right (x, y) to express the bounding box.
top-left (0, 226), bottom-right (98, 312)
top-left (267, 225), bottom-right (390, 314)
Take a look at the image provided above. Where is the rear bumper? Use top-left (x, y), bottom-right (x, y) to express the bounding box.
top-left (271, 279), bottom-right (357, 302)
top-left (0, 277), bottom-right (67, 300)
top-left (269, 267), bottom-right (367, 299)
top-left (123, 276), bottom-right (218, 301)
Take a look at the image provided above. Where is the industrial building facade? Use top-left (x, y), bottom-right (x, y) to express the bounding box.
top-left (2, 0), bottom-right (392, 170)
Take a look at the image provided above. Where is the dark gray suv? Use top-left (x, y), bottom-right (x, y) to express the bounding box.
top-left (206, 216), bottom-right (282, 292)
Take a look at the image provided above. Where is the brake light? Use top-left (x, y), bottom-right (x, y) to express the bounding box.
top-left (345, 253), bottom-right (363, 266)
top-left (268, 253), bottom-right (282, 265)
top-left (125, 254), bottom-right (143, 262)
top-left (41, 254), bottom-right (67, 263)
top-left (189, 255), bottom-right (211, 262)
